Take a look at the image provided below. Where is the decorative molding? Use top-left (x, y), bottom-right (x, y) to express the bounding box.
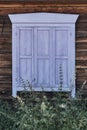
top-left (9, 13), bottom-right (79, 24)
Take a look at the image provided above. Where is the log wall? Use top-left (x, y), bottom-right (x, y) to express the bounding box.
top-left (0, 1), bottom-right (87, 97)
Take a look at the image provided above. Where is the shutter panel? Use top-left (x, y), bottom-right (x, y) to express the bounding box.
top-left (53, 28), bottom-right (69, 89)
top-left (35, 28), bottom-right (52, 88)
top-left (18, 28), bottom-right (34, 87)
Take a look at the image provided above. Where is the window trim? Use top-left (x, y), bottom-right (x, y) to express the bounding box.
top-left (9, 13), bottom-right (79, 97)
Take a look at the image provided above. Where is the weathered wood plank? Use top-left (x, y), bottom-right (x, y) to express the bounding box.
top-left (0, 3), bottom-right (87, 14)
top-left (0, 83), bottom-right (11, 89)
top-left (0, 76), bottom-right (11, 83)
top-left (76, 52), bottom-right (87, 59)
top-left (0, 61), bottom-right (11, 68)
top-left (0, 44), bottom-right (11, 52)
top-left (76, 38), bottom-right (87, 43)
top-left (0, 0), bottom-right (87, 4)
top-left (0, 54), bottom-right (11, 61)
top-left (76, 60), bottom-right (87, 66)
top-left (0, 68), bottom-right (11, 75)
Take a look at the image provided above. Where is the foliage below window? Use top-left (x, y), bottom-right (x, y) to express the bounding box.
top-left (0, 92), bottom-right (87, 130)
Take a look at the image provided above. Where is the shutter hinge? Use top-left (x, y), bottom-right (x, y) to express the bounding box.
top-left (70, 32), bottom-right (72, 36)
top-left (15, 32), bottom-right (17, 36)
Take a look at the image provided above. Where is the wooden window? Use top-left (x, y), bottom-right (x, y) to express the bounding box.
top-left (9, 13), bottom-right (79, 97)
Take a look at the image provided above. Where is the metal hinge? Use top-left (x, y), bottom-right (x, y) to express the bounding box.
top-left (70, 32), bottom-right (72, 36)
top-left (15, 32), bottom-right (17, 36)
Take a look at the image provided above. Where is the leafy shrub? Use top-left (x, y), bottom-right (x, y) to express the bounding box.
top-left (0, 92), bottom-right (87, 130)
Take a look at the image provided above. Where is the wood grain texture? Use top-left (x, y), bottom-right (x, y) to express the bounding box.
top-left (1, 0), bottom-right (87, 4)
top-left (0, 3), bottom-right (87, 15)
top-left (0, 2), bottom-right (87, 97)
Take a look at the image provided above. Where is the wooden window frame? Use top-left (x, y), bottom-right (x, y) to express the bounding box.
top-left (9, 13), bottom-right (79, 97)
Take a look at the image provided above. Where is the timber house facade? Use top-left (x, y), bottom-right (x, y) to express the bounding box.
top-left (0, 0), bottom-right (87, 98)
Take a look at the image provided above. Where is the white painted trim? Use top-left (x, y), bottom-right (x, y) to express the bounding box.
top-left (12, 24), bottom-right (17, 97)
top-left (17, 86), bottom-right (71, 92)
top-left (9, 13), bottom-right (79, 24)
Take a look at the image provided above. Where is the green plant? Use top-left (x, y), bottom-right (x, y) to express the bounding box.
top-left (0, 90), bottom-right (87, 130)
top-left (59, 63), bottom-right (63, 90)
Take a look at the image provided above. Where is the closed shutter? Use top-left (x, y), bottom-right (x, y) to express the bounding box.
top-left (17, 27), bottom-right (52, 90)
top-left (17, 27), bottom-right (70, 91)
top-left (34, 28), bottom-right (52, 89)
top-left (17, 28), bottom-right (34, 87)
top-left (53, 28), bottom-right (69, 90)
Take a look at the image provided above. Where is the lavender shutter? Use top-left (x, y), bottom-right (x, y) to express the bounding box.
top-left (34, 28), bottom-right (52, 90)
top-left (17, 28), bottom-right (34, 87)
top-left (53, 28), bottom-right (69, 90)
top-left (17, 27), bottom-right (52, 90)
top-left (16, 27), bottom-right (72, 92)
